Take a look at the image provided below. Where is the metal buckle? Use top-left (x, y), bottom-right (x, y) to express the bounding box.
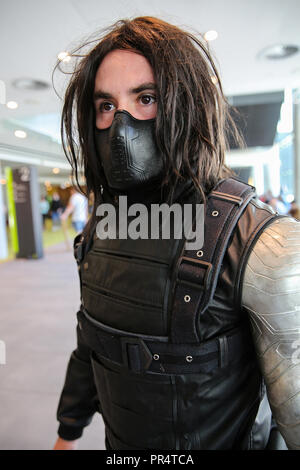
top-left (177, 256), bottom-right (213, 291)
top-left (74, 242), bottom-right (84, 264)
top-left (120, 336), bottom-right (153, 372)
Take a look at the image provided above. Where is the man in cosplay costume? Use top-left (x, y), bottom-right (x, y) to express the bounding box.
top-left (53, 17), bottom-right (300, 450)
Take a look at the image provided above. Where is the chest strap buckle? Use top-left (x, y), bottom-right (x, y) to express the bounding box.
top-left (121, 336), bottom-right (153, 373)
top-left (177, 256), bottom-right (213, 291)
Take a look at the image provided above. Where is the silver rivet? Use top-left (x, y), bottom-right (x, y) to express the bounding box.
top-left (184, 295), bottom-right (191, 303)
top-left (186, 355), bottom-right (193, 362)
top-left (197, 250), bottom-right (203, 257)
top-left (153, 354), bottom-right (160, 361)
top-left (212, 210), bottom-right (219, 217)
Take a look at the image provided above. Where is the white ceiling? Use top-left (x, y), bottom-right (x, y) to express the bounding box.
top-left (1, 0), bottom-right (300, 182)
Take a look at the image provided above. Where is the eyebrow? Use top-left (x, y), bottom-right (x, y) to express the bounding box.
top-left (94, 82), bottom-right (157, 101)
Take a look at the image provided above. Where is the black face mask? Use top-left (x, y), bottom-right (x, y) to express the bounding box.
top-left (94, 110), bottom-right (164, 191)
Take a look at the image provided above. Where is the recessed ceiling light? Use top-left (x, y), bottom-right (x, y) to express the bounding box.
top-left (258, 44), bottom-right (299, 60)
top-left (204, 30), bottom-right (218, 42)
top-left (12, 78), bottom-right (49, 91)
top-left (6, 101), bottom-right (18, 109)
top-left (52, 167), bottom-right (60, 174)
top-left (57, 51), bottom-right (71, 63)
top-left (14, 130), bottom-right (27, 139)
top-left (0, 179), bottom-right (6, 185)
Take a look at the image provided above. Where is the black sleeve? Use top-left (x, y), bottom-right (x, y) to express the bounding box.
top-left (56, 319), bottom-right (100, 441)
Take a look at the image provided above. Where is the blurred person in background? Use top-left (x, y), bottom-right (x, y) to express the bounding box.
top-left (60, 187), bottom-right (88, 233)
top-left (289, 200), bottom-right (300, 220)
top-left (260, 190), bottom-right (291, 215)
top-left (269, 194), bottom-right (290, 214)
top-left (40, 196), bottom-right (50, 228)
top-left (49, 191), bottom-right (64, 231)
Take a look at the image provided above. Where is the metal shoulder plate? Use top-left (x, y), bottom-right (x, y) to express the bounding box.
top-left (241, 216), bottom-right (300, 449)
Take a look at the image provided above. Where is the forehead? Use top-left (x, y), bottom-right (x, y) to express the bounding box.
top-left (94, 49), bottom-right (155, 88)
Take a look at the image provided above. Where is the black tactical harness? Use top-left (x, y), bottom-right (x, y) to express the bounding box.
top-left (74, 178), bottom-right (269, 377)
top-left (56, 176), bottom-right (285, 450)
top-left (77, 308), bottom-right (252, 375)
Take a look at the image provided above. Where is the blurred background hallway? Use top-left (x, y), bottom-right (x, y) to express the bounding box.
top-left (0, 242), bottom-right (105, 449)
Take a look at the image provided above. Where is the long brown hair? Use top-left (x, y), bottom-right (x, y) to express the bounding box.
top-left (57, 16), bottom-right (242, 232)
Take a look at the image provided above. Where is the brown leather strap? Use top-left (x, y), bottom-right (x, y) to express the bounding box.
top-left (170, 178), bottom-right (256, 344)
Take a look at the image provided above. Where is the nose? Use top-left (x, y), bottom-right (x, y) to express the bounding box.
top-left (112, 106), bottom-right (138, 124)
top-left (115, 101), bottom-right (135, 116)
top-left (111, 110), bottom-right (138, 128)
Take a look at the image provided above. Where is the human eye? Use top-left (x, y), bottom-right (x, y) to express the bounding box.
top-left (99, 101), bottom-right (115, 113)
top-left (139, 94), bottom-right (157, 105)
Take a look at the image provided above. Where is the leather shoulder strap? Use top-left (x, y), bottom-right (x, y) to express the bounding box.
top-left (73, 218), bottom-right (98, 266)
top-left (73, 219), bottom-right (98, 301)
top-left (170, 177), bottom-right (256, 344)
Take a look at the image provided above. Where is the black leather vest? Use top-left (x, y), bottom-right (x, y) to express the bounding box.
top-left (78, 180), bottom-right (279, 450)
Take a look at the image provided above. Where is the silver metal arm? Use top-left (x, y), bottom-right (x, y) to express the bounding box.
top-left (241, 216), bottom-right (300, 450)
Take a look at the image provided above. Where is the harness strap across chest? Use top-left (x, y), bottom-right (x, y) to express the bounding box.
top-left (73, 178), bottom-right (259, 374)
top-left (77, 307), bottom-right (253, 374)
top-left (170, 178), bottom-right (255, 344)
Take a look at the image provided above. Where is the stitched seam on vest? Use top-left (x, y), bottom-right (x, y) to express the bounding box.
top-left (92, 247), bottom-right (171, 265)
top-left (80, 308), bottom-right (169, 342)
top-left (82, 282), bottom-right (162, 310)
top-left (90, 249), bottom-right (170, 268)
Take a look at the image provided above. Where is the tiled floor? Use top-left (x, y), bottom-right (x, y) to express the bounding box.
top-left (0, 243), bottom-right (105, 450)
